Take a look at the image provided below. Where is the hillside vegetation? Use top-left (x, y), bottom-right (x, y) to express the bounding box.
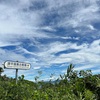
top-left (0, 64), bottom-right (100, 100)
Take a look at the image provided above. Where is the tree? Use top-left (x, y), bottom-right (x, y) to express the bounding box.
top-left (67, 64), bottom-right (74, 77)
top-left (0, 67), bottom-right (4, 77)
top-left (18, 75), bottom-right (25, 81)
top-left (79, 70), bottom-right (92, 78)
top-left (66, 64), bottom-right (78, 80)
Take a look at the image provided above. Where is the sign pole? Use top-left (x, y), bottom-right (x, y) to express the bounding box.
top-left (4, 60), bottom-right (31, 85)
top-left (15, 69), bottom-right (18, 84)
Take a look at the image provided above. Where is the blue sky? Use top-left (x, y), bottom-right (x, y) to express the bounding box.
top-left (0, 0), bottom-right (100, 81)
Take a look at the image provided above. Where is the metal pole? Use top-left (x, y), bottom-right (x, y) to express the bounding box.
top-left (15, 69), bottom-right (18, 84)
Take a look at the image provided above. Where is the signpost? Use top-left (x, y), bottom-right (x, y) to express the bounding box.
top-left (15, 69), bottom-right (18, 84)
top-left (4, 61), bottom-right (31, 84)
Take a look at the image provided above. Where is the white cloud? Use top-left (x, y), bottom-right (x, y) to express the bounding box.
top-left (33, 39), bottom-right (100, 67)
top-left (0, 41), bottom-right (20, 47)
top-left (74, 64), bottom-right (96, 70)
top-left (92, 68), bottom-right (100, 74)
top-left (87, 24), bottom-right (96, 30)
top-left (53, 0), bottom-right (100, 31)
top-left (61, 36), bottom-right (80, 40)
top-left (15, 47), bottom-right (36, 55)
top-left (0, 0), bottom-right (99, 36)
top-left (0, 48), bottom-right (27, 63)
top-left (33, 66), bottom-right (41, 70)
top-left (51, 41), bottom-right (100, 65)
top-left (0, 0), bottom-right (51, 40)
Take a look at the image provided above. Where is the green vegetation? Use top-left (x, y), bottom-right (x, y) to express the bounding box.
top-left (0, 64), bottom-right (100, 100)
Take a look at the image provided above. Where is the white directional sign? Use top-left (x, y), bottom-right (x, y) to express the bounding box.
top-left (4, 61), bottom-right (31, 70)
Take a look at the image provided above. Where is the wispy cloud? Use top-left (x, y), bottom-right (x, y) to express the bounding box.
top-left (58, 4), bottom-right (99, 35)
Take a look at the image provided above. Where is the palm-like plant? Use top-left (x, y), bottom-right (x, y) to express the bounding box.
top-left (66, 64), bottom-right (74, 79)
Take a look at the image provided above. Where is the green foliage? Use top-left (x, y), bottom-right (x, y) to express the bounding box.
top-left (84, 89), bottom-right (95, 100)
top-left (0, 64), bottom-right (100, 100)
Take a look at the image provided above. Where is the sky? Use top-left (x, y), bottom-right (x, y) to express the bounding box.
top-left (0, 0), bottom-right (100, 81)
